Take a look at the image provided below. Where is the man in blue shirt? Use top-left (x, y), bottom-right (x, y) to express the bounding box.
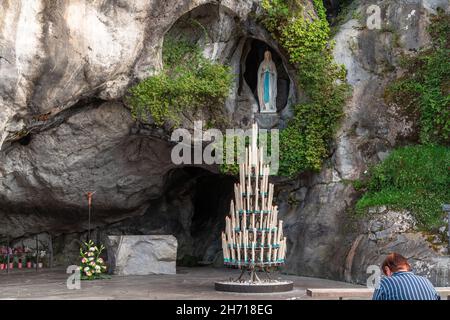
top-left (372, 253), bottom-right (440, 300)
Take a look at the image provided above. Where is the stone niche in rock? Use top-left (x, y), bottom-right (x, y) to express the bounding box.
top-left (241, 38), bottom-right (292, 129)
top-left (242, 38), bottom-right (290, 114)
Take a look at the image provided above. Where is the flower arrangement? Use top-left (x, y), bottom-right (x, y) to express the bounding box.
top-left (79, 240), bottom-right (107, 280)
top-left (31, 250), bottom-right (46, 268)
top-left (39, 250), bottom-right (46, 267)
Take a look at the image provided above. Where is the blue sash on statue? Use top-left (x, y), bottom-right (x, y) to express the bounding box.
top-left (264, 70), bottom-right (270, 103)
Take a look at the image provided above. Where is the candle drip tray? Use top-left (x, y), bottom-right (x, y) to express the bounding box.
top-left (215, 279), bottom-right (293, 293)
top-left (215, 269), bottom-right (293, 293)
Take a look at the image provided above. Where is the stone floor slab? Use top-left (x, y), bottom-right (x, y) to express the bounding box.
top-left (0, 267), bottom-right (364, 300)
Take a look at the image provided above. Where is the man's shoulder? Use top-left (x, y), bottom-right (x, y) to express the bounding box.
top-left (383, 272), bottom-right (433, 285)
top-left (378, 276), bottom-right (396, 289)
top-left (409, 273), bottom-right (435, 285)
top-left (379, 273), bottom-right (412, 285)
top-left (380, 276), bottom-right (396, 284)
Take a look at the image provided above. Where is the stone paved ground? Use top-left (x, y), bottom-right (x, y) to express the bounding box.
top-left (0, 267), bottom-right (363, 300)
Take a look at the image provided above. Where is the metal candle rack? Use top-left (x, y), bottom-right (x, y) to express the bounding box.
top-left (221, 123), bottom-right (287, 282)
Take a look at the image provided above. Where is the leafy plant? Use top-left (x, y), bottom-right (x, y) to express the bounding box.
top-left (356, 145), bottom-right (450, 230)
top-left (79, 240), bottom-right (108, 280)
top-left (128, 36), bottom-right (234, 128)
top-left (26, 251), bottom-right (34, 263)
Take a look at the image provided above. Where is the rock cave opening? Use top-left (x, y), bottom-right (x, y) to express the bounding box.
top-left (82, 166), bottom-right (236, 268)
top-left (158, 167), bottom-right (236, 266)
top-left (241, 38), bottom-right (290, 113)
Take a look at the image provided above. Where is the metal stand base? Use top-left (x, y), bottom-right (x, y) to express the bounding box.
top-left (215, 268), bottom-right (293, 293)
top-left (214, 281), bottom-right (293, 293)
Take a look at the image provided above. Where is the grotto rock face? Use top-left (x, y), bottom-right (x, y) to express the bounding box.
top-left (347, 209), bottom-right (449, 285)
top-left (0, 0), bottom-right (296, 265)
top-left (280, 0), bottom-right (450, 284)
top-left (0, 101), bottom-right (176, 237)
top-left (0, 0), bottom-right (262, 234)
top-left (0, 0), bottom-right (449, 284)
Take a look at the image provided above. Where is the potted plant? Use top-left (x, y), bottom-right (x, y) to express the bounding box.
top-left (38, 250), bottom-right (46, 268)
top-left (14, 255), bottom-right (21, 269)
top-left (0, 255), bottom-right (5, 270)
top-left (7, 247), bottom-right (13, 269)
top-left (17, 247), bottom-right (25, 269)
top-left (19, 253), bottom-right (27, 269)
top-left (26, 252), bottom-right (33, 268)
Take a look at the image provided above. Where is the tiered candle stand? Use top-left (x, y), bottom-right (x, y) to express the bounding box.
top-left (215, 123), bottom-right (293, 293)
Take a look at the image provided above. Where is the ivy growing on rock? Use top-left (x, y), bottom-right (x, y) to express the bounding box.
top-left (384, 10), bottom-right (450, 145)
top-left (355, 145), bottom-right (450, 230)
top-left (260, 0), bottom-right (351, 177)
top-left (128, 36), bottom-right (233, 128)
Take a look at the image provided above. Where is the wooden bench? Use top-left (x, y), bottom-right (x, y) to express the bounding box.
top-left (306, 287), bottom-right (450, 300)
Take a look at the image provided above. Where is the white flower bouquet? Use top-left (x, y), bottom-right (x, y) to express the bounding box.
top-left (79, 240), bottom-right (107, 280)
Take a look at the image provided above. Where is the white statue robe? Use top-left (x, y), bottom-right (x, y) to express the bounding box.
top-left (257, 59), bottom-right (277, 113)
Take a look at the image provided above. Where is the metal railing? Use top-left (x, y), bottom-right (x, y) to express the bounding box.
top-left (1, 233), bottom-right (53, 274)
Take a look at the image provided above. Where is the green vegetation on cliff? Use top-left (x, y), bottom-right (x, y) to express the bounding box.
top-left (355, 145), bottom-right (450, 230)
top-left (128, 36), bottom-right (233, 127)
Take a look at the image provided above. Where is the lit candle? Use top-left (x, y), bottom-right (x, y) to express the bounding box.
top-left (267, 230), bottom-right (272, 263)
top-left (268, 184), bottom-right (274, 213)
top-left (272, 205), bottom-right (278, 229)
top-left (230, 239), bottom-right (235, 262)
top-left (237, 232), bottom-right (241, 267)
top-left (251, 124), bottom-right (257, 166)
top-left (222, 232), bottom-right (228, 261)
top-left (239, 183), bottom-right (243, 211)
top-left (243, 230), bottom-right (248, 264)
top-left (277, 221), bottom-right (283, 244)
top-left (260, 230), bottom-right (265, 262)
top-left (231, 201), bottom-right (235, 231)
top-left (260, 146), bottom-right (263, 175)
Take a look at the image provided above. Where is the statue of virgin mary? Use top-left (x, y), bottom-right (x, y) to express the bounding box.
top-left (257, 50), bottom-right (277, 113)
